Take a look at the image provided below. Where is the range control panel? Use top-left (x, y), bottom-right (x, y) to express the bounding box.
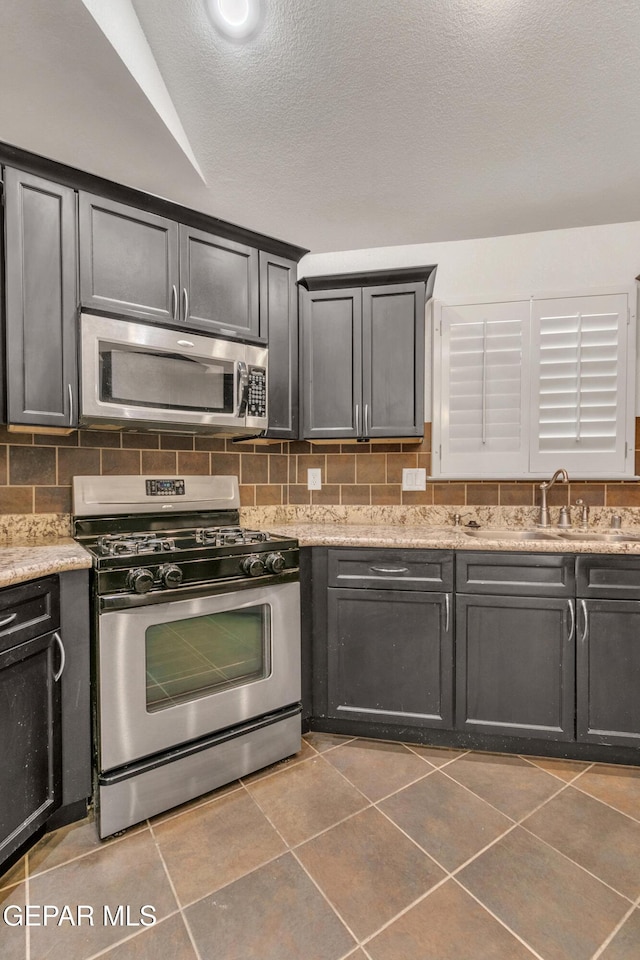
top-left (247, 367), bottom-right (267, 418)
top-left (145, 479), bottom-right (186, 496)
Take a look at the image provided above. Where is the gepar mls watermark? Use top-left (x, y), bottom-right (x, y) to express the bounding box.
top-left (2, 904), bottom-right (157, 927)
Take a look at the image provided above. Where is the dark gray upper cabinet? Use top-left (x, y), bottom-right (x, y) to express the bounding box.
top-left (4, 167), bottom-right (78, 427)
top-left (576, 556), bottom-right (640, 747)
top-left (79, 194), bottom-right (260, 339)
top-left (79, 193), bottom-right (179, 324)
top-left (299, 267), bottom-right (435, 440)
top-left (259, 251), bottom-right (298, 439)
top-left (455, 552), bottom-right (575, 741)
top-left (301, 287), bottom-right (362, 440)
top-left (180, 225), bottom-right (259, 338)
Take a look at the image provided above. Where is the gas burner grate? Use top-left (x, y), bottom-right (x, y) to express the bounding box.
top-left (195, 526), bottom-right (271, 546)
top-left (96, 534), bottom-right (177, 557)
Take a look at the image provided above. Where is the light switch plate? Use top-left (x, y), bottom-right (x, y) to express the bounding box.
top-left (307, 468), bottom-right (322, 490)
top-left (402, 468), bottom-right (426, 491)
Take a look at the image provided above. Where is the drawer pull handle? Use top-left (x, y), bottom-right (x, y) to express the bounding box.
top-left (368, 566), bottom-right (410, 574)
top-left (53, 632), bottom-right (66, 682)
top-left (0, 612), bottom-right (17, 629)
top-left (444, 593), bottom-right (450, 633)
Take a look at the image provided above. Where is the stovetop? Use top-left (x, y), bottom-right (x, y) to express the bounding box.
top-left (90, 525), bottom-right (277, 559)
top-left (72, 475), bottom-right (299, 603)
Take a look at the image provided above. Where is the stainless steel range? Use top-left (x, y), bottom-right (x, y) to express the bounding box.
top-left (73, 475), bottom-right (301, 838)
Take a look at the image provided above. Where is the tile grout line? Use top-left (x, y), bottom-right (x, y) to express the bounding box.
top-left (147, 819), bottom-right (204, 960)
top-left (18, 822), bottom-right (151, 885)
top-left (590, 890), bottom-right (640, 960)
top-left (238, 767), bottom-right (364, 952)
top-left (24, 853), bottom-right (30, 960)
top-left (449, 877), bottom-right (547, 960)
top-left (569, 767), bottom-right (640, 827)
top-left (82, 908), bottom-right (184, 960)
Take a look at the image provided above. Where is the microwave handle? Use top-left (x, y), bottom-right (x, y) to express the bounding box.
top-left (237, 361), bottom-right (249, 416)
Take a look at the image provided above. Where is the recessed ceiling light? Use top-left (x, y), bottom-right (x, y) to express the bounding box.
top-left (205, 0), bottom-right (262, 41)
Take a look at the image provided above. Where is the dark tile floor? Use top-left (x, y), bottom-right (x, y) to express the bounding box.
top-left (2, 734), bottom-right (640, 960)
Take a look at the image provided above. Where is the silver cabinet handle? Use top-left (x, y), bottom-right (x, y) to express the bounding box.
top-left (369, 566), bottom-right (410, 574)
top-left (444, 593), bottom-right (450, 633)
top-left (364, 403), bottom-right (369, 437)
top-left (68, 383), bottom-right (73, 425)
top-left (171, 285), bottom-right (178, 321)
top-left (355, 403), bottom-right (360, 436)
top-left (579, 599), bottom-right (588, 644)
top-left (182, 287), bottom-right (189, 321)
top-left (567, 598), bottom-right (575, 642)
top-left (176, 340), bottom-right (195, 348)
top-left (0, 612), bottom-right (17, 629)
top-left (53, 632), bottom-right (66, 682)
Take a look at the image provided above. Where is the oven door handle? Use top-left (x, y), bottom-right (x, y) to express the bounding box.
top-left (237, 361), bottom-right (249, 416)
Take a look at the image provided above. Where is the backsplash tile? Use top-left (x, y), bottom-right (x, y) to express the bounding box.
top-left (0, 425), bottom-right (638, 532)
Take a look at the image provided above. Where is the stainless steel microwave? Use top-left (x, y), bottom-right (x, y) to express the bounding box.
top-left (80, 313), bottom-right (268, 436)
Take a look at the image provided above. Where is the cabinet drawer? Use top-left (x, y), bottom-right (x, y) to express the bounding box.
top-left (456, 552), bottom-right (575, 597)
top-left (327, 549), bottom-right (453, 591)
top-left (0, 576), bottom-right (60, 653)
top-left (577, 555), bottom-right (640, 600)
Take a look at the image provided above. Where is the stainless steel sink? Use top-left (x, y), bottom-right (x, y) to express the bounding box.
top-left (555, 530), bottom-right (640, 543)
top-left (462, 528), bottom-right (560, 541)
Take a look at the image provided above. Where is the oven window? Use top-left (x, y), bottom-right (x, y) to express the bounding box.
top-left (145, 605), bottom-right (271, 712)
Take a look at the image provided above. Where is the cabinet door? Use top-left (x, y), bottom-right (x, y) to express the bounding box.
top-left (433, 299), bottom-right (530, 478)
top-left (301, 288), bottom-right (362, 439)
top-left (456, 594), bottom-right (575, 741)
top-left (530, 293), bottom-right (632, 476)
top-left (0, 630), bottom-right (62, 869)
top-left (79, 193), bottom-right (179, 324)
top-left (259, 252), bottom-right (298, 438)
top-left (179, 226), bottom-right (259, 338)
top-left (577, 599), bottom-right (640, 747)
top-left (362, 282), bottom-right (424, 438)
top-left (327, 588), bottom-right (453, 728)
top-left (4, 168), bottom-right (78, 427)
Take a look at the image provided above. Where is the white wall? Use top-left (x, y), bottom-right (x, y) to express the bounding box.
top-left (298, 220), bottom-right (640, 416)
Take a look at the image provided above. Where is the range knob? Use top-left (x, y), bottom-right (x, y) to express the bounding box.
top-left (241, 555), bottom-right (265, 577)
top-left (127, 567), bottom-right (154, 594)
top-left (265, 552), bottom-right (286, 574)
top-left (158, 563), bottom-right (183, 588)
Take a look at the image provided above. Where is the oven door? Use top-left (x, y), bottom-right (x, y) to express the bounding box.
top-left (97, 581), bottom-right (300, 771)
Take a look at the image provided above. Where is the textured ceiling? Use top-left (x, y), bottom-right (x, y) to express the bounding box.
top-left (1, 0), bottom-right (640, 253)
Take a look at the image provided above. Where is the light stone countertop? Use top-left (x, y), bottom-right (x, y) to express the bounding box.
top-left (268, 522), bottom-right (640, 554)
top-left (0, 539), bottom-right (92, 589)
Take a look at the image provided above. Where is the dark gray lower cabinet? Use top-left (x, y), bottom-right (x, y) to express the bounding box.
top-left (576, 600), bottom-right (640, 747)
top-left (455, 594), bottom-right (575, 740)
top-left (0, 577), bottom-right (63, 867)
top-left (455, 551), bottom-right (575, 741)
top-left (576, 555), bottom-right (640, 747)
top-left (324, 549), bottom-right (453, 729)
top-left (0, 571), bottom-right (91, 872)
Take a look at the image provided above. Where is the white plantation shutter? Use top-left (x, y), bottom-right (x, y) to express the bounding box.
top-left (530, 294), bottom-right (629, 475)
top-left (435, 301), bottom-right (530, 477)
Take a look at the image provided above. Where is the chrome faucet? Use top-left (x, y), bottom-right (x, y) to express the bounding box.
top-left (537, 468), bottom-right (569, 526)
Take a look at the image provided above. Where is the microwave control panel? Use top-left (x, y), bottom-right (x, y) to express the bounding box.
top-left (247, 367), bottom-right (267, 418)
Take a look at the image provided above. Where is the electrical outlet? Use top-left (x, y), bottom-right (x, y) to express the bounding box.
top-left (402, 468), bottom-right (426, 491)
top-left (307, 468), bottom-right (322, 490)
